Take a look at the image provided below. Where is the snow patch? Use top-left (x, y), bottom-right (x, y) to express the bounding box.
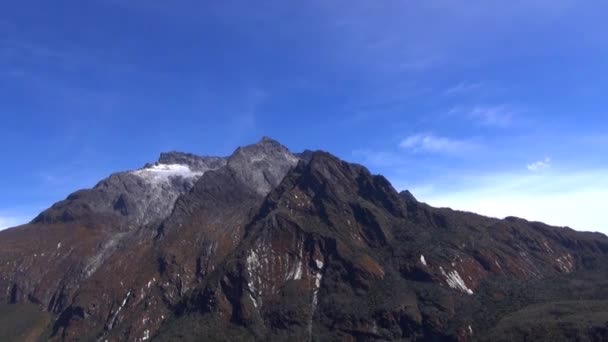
top-left (246, 249), bottom-right (260, 290)
top-left (293, 260), bottom-right (303, 280)
top-left (420, 255), bottom-right (427, 266)
top-left (246, 248), bottom-right (262, 308)
top-left (556, 254), bottom-right (574, 273)
top-left (131, 163), bottom-right (203, 184)
top-left (107, 290), bottom-right (132, 330)
top-left (543, 241), bottom-right (554, 254)
top-left (440, 267), bottom-right (474, 295)
top-left (286, 258), bottom-right (304, 281)
top-left (309, 270), bottom-right (323, 340)
top-left (248, 292), bottom-right (258, 308)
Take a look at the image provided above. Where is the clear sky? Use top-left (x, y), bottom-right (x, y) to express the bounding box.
top-left (1, 1), bottom-right (607, 233)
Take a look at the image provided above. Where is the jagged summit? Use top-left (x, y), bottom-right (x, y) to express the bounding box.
top-left (227, 137), bottom-right (300, 195)
top-left (33, 137), bottom-right (301, 226)
top-left (231, 136), bottom-right (296, 160)
top-left (259, 135), bottom-right (282, 144)
top-left (148, 136), bottom-right (290, 172)
top-left (156, 151), bottom-right (227, 171)
top-left (3, 138), bottom-right (608, 341)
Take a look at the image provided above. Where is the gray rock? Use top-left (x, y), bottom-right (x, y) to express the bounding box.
top-left (157, 151), bottom-right (227, 171)
top-left (33, 137), bottom-right (301, 228)
top-left (227, 137), bottom-right (300, 196)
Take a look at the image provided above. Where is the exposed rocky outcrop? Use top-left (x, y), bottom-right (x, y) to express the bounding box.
top-left (157, 151), bottom-right (227, 171)
top-left (1, 138), bottom-right (608, 341)
top-left (32, 158), bottom-right (223, 228)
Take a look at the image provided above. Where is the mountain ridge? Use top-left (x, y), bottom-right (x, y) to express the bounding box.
top-left (1, 138), bottom-right (607, 341)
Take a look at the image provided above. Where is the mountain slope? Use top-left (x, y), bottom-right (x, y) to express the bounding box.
top-left (1, 138), bottom-right (607, 341)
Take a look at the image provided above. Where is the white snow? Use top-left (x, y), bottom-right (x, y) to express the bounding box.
top-left (246, 249), bottom-right (260, 291)
top-left (57, 242), bottom-right (62, 249)
top-left (142, 329), bottom-right (150, 341)
top-left (285, 259), bottom-right (303, 281)
top-left (246, 248), bottom-right (263, 308)
top-left (440, 267), bottom-right (474, 295)
top-left (543, 241), bottom-right (554, 254)
top-left (107, 290), bottom-right (132, 330)
top-left (309, 270), bottom-right (323, 339)
top-left (314, 272), bottom-right (322, 289)
top-left (120, 292), bottom-right (130, 307)
top-left (248, 293), bottom-right (258, 308)
top-left (293, 261), bottom-right (303, 280)
top-left (420, 255), bottom-right (427, 266)
top-left (556, 254), bottom-right (574, 273)
top-left (131, 163), bottom-right (203, 183)
top-left (315, 259), bottom-right (324, 270)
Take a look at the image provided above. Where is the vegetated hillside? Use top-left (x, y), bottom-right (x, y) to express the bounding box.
top-left (1, 138), bottom-right (607, 341)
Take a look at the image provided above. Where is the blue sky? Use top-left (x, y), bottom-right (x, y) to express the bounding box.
top-left (1, 0), bottom-right (607, 232)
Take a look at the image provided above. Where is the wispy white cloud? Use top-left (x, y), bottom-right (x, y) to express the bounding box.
top-left (0, 35), bottom-right (137, 76)
top-left (447, 105), bottom-right (516, 127)
top-left (352, 149), bottom-right (408, 168)
top-left (400, 133), bottom-right (477, 154)
top-left (403, 168), bottom-right (608, 234)
top-left (444, 81), bottom-right (485, 96)
top-left (469, 106), bottom-right (515, 126)
top-left (527, 157), bottom-right (551, 171)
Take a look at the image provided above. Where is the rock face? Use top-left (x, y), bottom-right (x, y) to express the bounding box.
top-left (33, 151), bottom-right (229, 228)
top-left (1, 138), bottom-right (608, 342)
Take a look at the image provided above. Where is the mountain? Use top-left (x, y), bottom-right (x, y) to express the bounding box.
top-left (1, 138), bottom-right (608, 342)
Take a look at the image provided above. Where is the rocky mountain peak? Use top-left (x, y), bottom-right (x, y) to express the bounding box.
top-left (227, 137), bottom-right (301, 195)
top-left (233, 136), bottom-right (296, 159)
top-left (4, 138), bottom-right (608, 342)
top-left (303, 151), bottom-right (403, 208)
top-left (33, 138), bottom-right (301, 227)
top-left (259, 135), bottom-right (281, 144)
top-left (157, 151), bottom-right (227, 171)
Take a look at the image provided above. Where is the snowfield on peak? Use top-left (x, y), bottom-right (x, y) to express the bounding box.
top-left (131, 163), bottom-right (204, 183)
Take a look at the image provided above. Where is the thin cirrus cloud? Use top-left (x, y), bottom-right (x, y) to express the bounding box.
top-left (443, 81), bottom-right (485, 96)
top-left (448, 105), bottom-right (515, 127)
top-left (527, 157), bottom-right (551, 171)
top-left (0, 35), bottom-right (136, 77)
top-left (399, 133), bottom-right (477, 154)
